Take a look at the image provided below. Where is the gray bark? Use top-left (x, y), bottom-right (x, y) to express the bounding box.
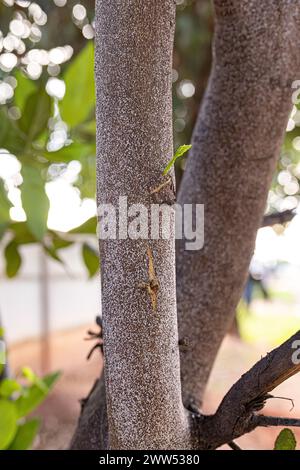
top-left (94, 0), bottom-right (190, 449)
top-left (70, 0), bottom-right (300, 449)
top-left (70, 376), bottom-right (108, 449)
top-left (177, 0), bottom-right (300, 407)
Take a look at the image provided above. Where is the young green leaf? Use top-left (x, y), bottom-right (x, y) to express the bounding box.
top-left (8, 419), bottom-right (39, 450)
top-left (163, 144), bottom-right (192, 176)
top-left (0, 379), bottom-right (22, 399)
top-left (16, 371), bottom-right (60, 419)
top-left (22, 366), bottom-right (50, 393)
top-left (274, 428), bottom-right (297, 450)
top-left (0, 400), bottom-right (18, 450)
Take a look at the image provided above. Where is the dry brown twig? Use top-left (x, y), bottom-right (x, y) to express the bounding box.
top-left (192, 331), bottom-right (300, 449)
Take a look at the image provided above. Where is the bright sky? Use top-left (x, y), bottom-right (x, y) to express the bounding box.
top-left (255, 212), bottom-right (300, 265)
top-left (0, 150), bottom-right (96, 232)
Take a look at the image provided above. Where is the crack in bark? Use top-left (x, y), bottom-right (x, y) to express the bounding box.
top-left (138, 246), bottom-right (159, 312)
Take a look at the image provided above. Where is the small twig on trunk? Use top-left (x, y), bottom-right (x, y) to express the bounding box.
top-left (261, 210), bottom-right (296, 228)
top-left (85, 316), bottom-right (104, 360)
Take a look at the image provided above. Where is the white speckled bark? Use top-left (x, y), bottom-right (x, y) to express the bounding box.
top-left (95, 0), bottom-right (190, 449)
top-left (177, 0), bottom-right (300, 407)
top-left (71, 0), bottom-right (300, 450)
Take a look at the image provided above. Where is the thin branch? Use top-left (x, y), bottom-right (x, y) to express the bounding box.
top-left (253, 415), bottom-right (300, 428)
top-left (228, 441), bottom-right (242, 450)
top-left (261, 210), bottom-right (296, 228)
top-left (196, 331), bottom-right (300, 449)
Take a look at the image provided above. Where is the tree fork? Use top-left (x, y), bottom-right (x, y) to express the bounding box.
top-left (70, 0), bottom-right (300, 449)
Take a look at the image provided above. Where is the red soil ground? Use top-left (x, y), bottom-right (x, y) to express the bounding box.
top-left (8, 326), bottom-right (300, 450)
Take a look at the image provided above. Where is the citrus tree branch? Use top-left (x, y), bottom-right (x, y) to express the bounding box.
top-left (194, 331), bottom-right (300, 449)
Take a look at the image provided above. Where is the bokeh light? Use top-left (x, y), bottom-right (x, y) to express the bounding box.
top-left (46, 77), bottom-right (66, 100)
top-left (72, 4), bottom-right (87, 22)
top-left (178, 79), bottom-right (195, 99)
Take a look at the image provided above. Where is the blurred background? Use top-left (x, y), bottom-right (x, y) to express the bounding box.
top-left (0, 0), bottom-right (299, 450)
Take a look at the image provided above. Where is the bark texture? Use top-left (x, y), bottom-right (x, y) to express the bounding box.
top-left (70, 375), bottom-right (108, 450)
top-left (94, 0), bottom-right (190, 449)
top-left (177, 0), bottom-right (300, 407)
top-left (70, 0), bottom-right (300, 450)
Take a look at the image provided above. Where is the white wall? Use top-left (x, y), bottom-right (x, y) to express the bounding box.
top-left (0, 242), bottom-right (100, 344)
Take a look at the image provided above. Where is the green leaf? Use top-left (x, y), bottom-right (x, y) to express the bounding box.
top-left (274, 428), bottom-right (297, 450)
top-left (44, 142), bottom-right (95, 163)
top-left (22, 366), bottom-right (38, 384)
top-left (21, 166), bottom-right (50, 241)
top-left (16, 371), bottom-right (60, 419)
top-left (18, 88), bottom-right (51, 142)
top-left (43, 245), bottom-right (64, 264)
top-left (0, 222), bottom-right (9, 241)
top-left (0, 179), bottom-right (11, 223)
top-left (162, 144), bottom-right (192, 176)
top-left (60, 42), bottom-right (95, 127)
top-left (9, 221), bottom-right (36, 245)
top-left (14, 70), bottom-right (37, 112)
top-left (82, 243), bottom-right (99, 278)
top-left (0, 110), bottom-right (10, 146)
top-left (0, 379), bottom-right (22, 398)
top-left (0, 400), bottom-right (18, 450)
top-left (22, 366), bottom-right (48, 393)
top-left (0, 108), bottom-right (25, 153)
top-left (8, 419), bottom-right (39, 450)
top-left (50, 232), bottom-right (73, 250)
top-left (4, 239), bottom-right (22, 278)
top-left (78, 120), bottom-right (96, 136)
top-left (75, 154), bottom-right (96, 198)
top-left (69, 216), bottom-right (97, 235)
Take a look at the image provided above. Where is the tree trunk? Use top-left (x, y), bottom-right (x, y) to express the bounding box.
top-left (71, 0), bottom-right (300, 450)
top-left (177, 0), bottom-right (300, 408)
top-left (94, 0), bottom-right (190, 449)
top-left (70, 375), bottom-right (108, 449)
